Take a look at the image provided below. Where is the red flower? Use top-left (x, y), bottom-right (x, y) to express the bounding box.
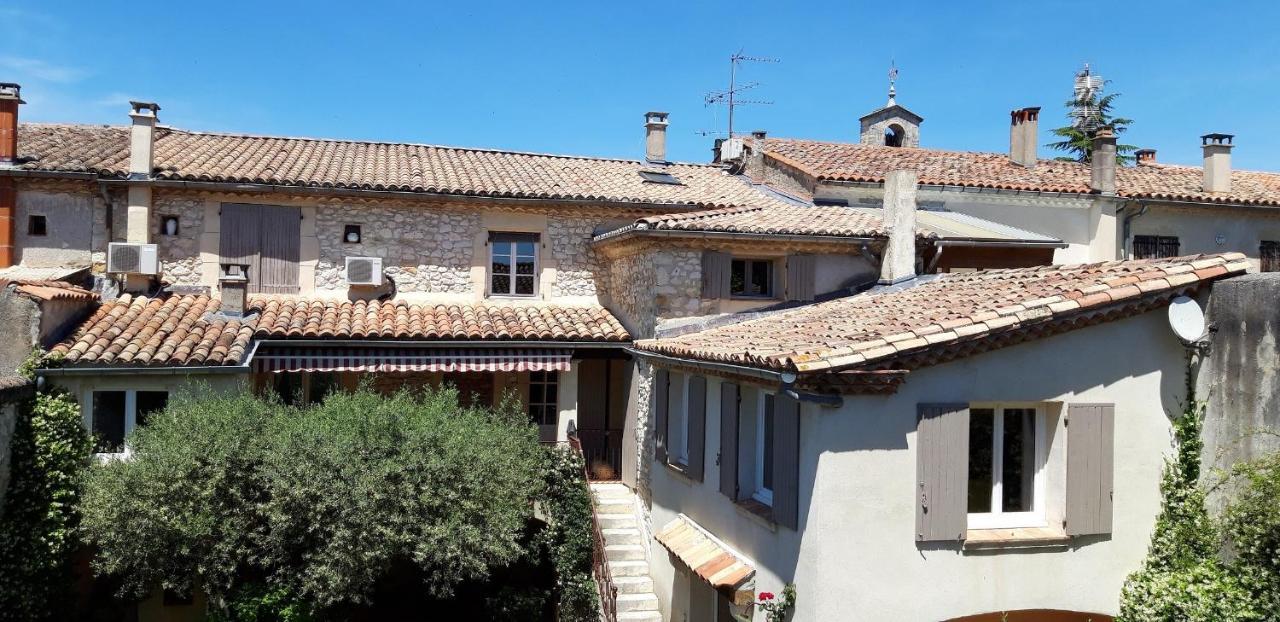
top-left (759, 592), bottom-right (775, 601)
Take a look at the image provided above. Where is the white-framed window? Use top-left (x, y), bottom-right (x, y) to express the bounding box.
top-left (967, 403), bottom-right (1047, 529)
top-left (730, 258), bottom-right (775, 298)
top-left (88, 389), bottom-right (169, 454)
top-left (489, 232), bottom-right (539, 297)
top-left (668, 373), bottom-right (689, 466)
top-left (528, 370), bottom-right (559, 426)
top-left (753, 392), bottom-right (776, 506)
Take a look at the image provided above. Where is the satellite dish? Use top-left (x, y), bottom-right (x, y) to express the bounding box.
top-left (1168, 296), bottom-right (1206, 343)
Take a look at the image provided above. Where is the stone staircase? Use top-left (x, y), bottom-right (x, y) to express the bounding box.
top-left (590, 482), bottom-right (662, 622)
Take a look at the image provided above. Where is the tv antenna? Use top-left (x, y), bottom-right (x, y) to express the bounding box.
top-left (704, 49), bottom-right (779, 138)
top-left (1070, 63), bottom-right (1106, 132)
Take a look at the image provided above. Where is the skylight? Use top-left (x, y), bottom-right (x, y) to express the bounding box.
top-left (639, 169), bottom-right (682, 185)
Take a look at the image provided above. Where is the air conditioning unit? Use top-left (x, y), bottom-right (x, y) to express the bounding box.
top-left (106, 243), bottom-right (159, 275)
top-left (345, 256), bottom-right (384, 286)
top-left (720, 137), bottom-right (745, 161)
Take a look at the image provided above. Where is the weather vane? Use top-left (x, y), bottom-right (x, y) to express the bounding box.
top-left (887, 60), bottom-right (899, 106)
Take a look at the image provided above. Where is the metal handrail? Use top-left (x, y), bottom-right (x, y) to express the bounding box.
top-left (566, 434), bottom-right (619, 621)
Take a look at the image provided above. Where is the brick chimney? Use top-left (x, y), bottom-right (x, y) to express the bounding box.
top-left (1008, 107), bottom-right (1040, 167)
top-left (1089, 127), bottom-right (1117, 194)
top-left (879, 170), bottom-right (918, 285)
top-left (1135, 148), bottom-right (1157, 165)
top-left (644, 111), bottom-right (669, 163)
top-left (1201, 133), bottom-right (1233, 193)
top-left (126, 101), bottom-right (159, 244)
top-left (0, 83), bottom-right (22, 269)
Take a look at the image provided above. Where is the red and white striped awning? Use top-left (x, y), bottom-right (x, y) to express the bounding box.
top-left (252, 347), bottom-right (573, 373)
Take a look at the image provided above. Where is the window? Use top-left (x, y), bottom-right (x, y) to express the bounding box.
top-left (967, 404), bottom-right (1046, 529)
top-left (668, 373), bottom-right (689, 466)
top-left (489, 232), bottom-right (538, 297)
top-left (89, 390), bottom-right (169, 454)
top-left (1132, 235), bottom-right (1180, 259)
top-left (528, 370), bottom-right (559, 426)
top-left (753, 393), bottom-right (776, 506)
top-left (1261, 241), bottom-right (1280, 272)
top-left (343, 224), bottom-right (362, 244)
top-left (27, 214), bottom-right (47, 236)
top-left (730, 258), bottom-right (774, 298)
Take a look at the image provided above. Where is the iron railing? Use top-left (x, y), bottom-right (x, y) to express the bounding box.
top-left (576, 428), bottom-right (623, 481)
top-left (566, 434), bottom-right (619, 621)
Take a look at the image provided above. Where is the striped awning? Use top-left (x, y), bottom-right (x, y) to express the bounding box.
top-left (251, 347), bottom-right (573, 373)
top-left (656, 514), bottom-right (755, 604)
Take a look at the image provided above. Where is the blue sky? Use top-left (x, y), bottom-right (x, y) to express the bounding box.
top-left (4, 1), bottom-right (1280, 170)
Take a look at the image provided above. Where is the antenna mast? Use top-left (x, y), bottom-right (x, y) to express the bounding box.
top-left (704, 49), bottom-right (778, 138)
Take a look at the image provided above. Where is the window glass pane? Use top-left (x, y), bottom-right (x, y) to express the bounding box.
top-left (750, 261), bottom-right (771, 296)
top-left (545, 383), bottom-right (557, 405)
top-left (967, 408), bottom-right (994, 513)
top-left (491, 274), bottom-right (511, 294)
top-left (762, 395), bottom-right (775, 491)
top-left (515, 276), bottom-right (535, 295)
top-left (92, 391), bottom-right (127, 453)
top-left (515, 258), bottom-right (535, 275)
top-left (135, 391), bottom-right (169, 428)
top-left (730, 260), bottom-right (746, 295)
top-left (1002, 408), bottom-right (1037, 512)
top-left (530, 383), bottom-right (544, 404)
top-left (515, 241), bottom-right (536, 257)
top-left (492, 253), bottom-right (512, 274)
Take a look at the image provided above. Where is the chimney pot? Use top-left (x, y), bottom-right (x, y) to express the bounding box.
top-left (1201, 133), bottom-right (1233, 193)
top-left (218, 263), bottom-right (250, 317)
top-left (1136, 148), bottom-right (1157, 165)
top-left (751, 130), bottom-right (767, 141)
top-left (644, 111), bottom-right (669, 163)
top-left (1008, 106), bottom-right (1040, 167)
top-left (1090, 127), bottom-right (1117, 194)
top-left (879, 170), bottom-right (918, 285)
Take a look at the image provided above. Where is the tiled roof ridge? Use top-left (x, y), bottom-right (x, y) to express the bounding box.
top-left (16, 121), bottom-right (727, 169)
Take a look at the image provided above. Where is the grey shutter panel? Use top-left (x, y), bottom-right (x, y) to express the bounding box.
top-left (785, 254), bottom-right (816, 302)
top-left (915, 403), bottom-right (970, 542)
top-left (219, 203), bottom-right (261, 286)
top-left (686, 375), bottom-right (707, 482)
top-left (258, 206), bottom-right (301, 294)
top-left (701, 251), bottom-right (731, 299)
top-left (1065, 404), bottom-right (1115, 536)
top-left (719, 382), bottom-right (739, 499)
top-left (772, 393), bottom-right (801, 530)
top-left (653, 369), bottom-right (669, 465)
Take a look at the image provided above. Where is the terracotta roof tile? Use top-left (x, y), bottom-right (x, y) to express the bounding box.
top-left (16, 123), bottom-right (789, 210)
top-left (635, 253), bottom-right (1248, 373)
top-left (630, 204), bottom-right (937, 239)
top-left (655, 515), bottom-right (754, 594)
top-left (2, 279), bottom-right (97, 302)
top-left (50, 294), bottom-right (630, 368)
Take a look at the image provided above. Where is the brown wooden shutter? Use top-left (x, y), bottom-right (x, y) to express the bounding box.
top-left (785, 254), bottom-right (816, 302)
top-left (219, 203), bottom-right (261, 284)
top-left (701, 251), bottom-right (731, 299)
top-left (258, 205), bottom-right (302, 294)
top-left (686, 375), bottom-right (707, 482)
top-left (719, 382), bottom-right (739, 499)
top-left (653, 368), bottom-right (669, 464)
top-left (916, 403), bottom-right (970, 542)
top-left (772, 393), bottom-right (801, 530)
top-left (1065, 403), bottom-right (1115, 536)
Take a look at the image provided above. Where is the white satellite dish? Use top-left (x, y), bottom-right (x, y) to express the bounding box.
top-left (1167, 296), bottom-right (1206, 343)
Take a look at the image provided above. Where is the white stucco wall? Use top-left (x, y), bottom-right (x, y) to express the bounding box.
top-left (1131, 203), bottom-right (1280, 269)
top-left (648, 310), bottom-right (1187, 622)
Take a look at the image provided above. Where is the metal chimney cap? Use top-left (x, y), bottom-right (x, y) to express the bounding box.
top-left (1201, 133), bottom-right (1234, 145)
top-left (129, 101), bottom-right (161, 115)
top-left (0, 82), bottom-right (24, 103)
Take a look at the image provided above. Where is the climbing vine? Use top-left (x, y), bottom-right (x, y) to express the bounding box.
top-left (539, 444), bottom-right (600, 621)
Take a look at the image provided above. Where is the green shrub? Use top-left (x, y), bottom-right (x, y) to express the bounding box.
top-left (539, 444), bottom-right (599, 621)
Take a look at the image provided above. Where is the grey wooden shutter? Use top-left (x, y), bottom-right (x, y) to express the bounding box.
top-left (772, 393), bottom-right (801, 530)
top-left (653, 369), bottom-right (669, 465)
top-left (686, 375), bottom-right (707, 482)
top-left (219, 203), bottom-right (261, 285)
top-left (258, 206), bottom-right (302, 294)
top-left (719, 382), bottom-right (739, 499)
top-left (785, 254), bottom-right (816, 302)
top-left (1065, 404), bottom-right (1115, 536)
top-left (915, 403), bottom-right (970, 542)
top-left (701, 251), bottom-right (731, 299)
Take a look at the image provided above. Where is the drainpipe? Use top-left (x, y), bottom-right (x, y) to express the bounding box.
top-left (1121, 200), bottom-right (1150, 259)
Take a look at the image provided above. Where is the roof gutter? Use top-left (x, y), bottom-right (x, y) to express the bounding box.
top-left (592, 227), bottom-right (883, 248)
top-left (38, 340), bottom-right (262, 377)
top-left (933, 238), bottom-right (1068, 249)
top-left (626, 347), bottom-right (843, 407)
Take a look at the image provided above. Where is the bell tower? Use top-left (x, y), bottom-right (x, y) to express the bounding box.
top-left (859, 63), bottom-right (923, 148)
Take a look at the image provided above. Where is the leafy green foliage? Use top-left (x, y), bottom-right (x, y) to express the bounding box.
top-left (539, 444), bottom-right (600, 621)
top-left (79, 387), bottom-right (547, 615)
top-left (0, 390), bottom-right (93, 621)
top-left (1047, 90), bottom-right (1137, 164)
top-left (1221, 446), bottom-right (1280, 614)
top-left (208, 583), bottom-right (314, 622)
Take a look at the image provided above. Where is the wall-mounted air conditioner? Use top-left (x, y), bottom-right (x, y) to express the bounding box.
top-left (106, 242), bottom-right (159, 275)
top-left (345, 256), bottom-right (384, 286)
top-left (720, 137), bottom-right (745, 161)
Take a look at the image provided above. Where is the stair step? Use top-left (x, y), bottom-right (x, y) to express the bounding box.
top-left (590, 485), bottom-right (634, 499)
top-left (616, 592), bottom-right (660, 613)
top-left (613, 575), bottom-right (655, 594)
top-left (602, 527), bottom-right (642, 546)
top-left (608, 560), bottom-right (652, 577)
top-left (617, 611), bottom-right (663, 621)
top-left (605, 544), bottom-right (646, 561)
top-left (594, 498), bottom-right (634, 511)
top-left (598, 513), bottom-right (638, 529)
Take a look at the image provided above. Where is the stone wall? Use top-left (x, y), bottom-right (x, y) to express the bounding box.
top-left (605, 247), bottom-right (711, 340)
top-left (153, 195), bottom-right (205, 286)
top-left (859, 109), bottom-right (920, 148)
top-left (548, 215), bottom-right (614, 298)
top-left (15, 189), bottom-right (95, 268)
top-left (759, 156), bottom-right (815, 200)
top-left (314, 203), bottom-right (478, 293)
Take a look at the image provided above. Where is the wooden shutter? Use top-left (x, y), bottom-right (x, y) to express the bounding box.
top-left (219, 203), bottom-right (261, 284)
top-left (772, 393), bottom-right (801, 530)
top-left (1065, 403), bottom-right (1115, 536)
top-left (686, 375), bottom-right (707, 482)
top-left (785, 254), bottom-right (816, 302)
top-left (258, 206), bottom-right (302, 294)
top-left (653, 369), bottom-right (669, 465)
top-left (701, 251), bottom-right (731, 299)
top-left (915, 403), bottom-right (970, 542)
top-left (719, 382), bottom-right (739, 499)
